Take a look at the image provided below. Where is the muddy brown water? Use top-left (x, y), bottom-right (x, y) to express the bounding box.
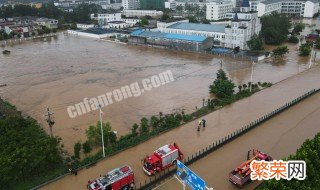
top-left (0, 31), bottom-right (318, 153)
top-left (40, 65), bottom-right (320, 190)
top-left (156, 90), bottom-right (320, 190)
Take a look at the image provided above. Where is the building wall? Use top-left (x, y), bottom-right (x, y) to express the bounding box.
top-left (206, 2), bottom-right (234, 20)
top-left (225, 11), bottom-right (261, 50)
top-left (304, 1), bottom-right (319, 18)
top-left (122, 0), bottom-right (140, 10)
top-left (129, 35), bottom-right (214, 52)
top-left (256, 0), bottom-right (319, 18)
top-left (257, 2), bottom-right (282, 17)
top-left (140, 0), bottom-right (165, 10)
top-left (95, 13), bottom-right (122, 25)
top-left (122, 10), bottom-right (163, 17)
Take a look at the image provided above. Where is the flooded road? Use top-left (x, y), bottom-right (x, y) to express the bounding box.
top-left (40, 65), bottom-right (320, 190)
top-left (0, 31), bottom-right (318, 152)
top-left (156, 90), bottom-right (320, 190)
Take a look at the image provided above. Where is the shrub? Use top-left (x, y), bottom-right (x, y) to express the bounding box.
top-left (74, 142), bottom-right (82, 159)
top-left (82, 141), bottom-right (92, 154)
top-left (288, 35), bottom-right (299, 43)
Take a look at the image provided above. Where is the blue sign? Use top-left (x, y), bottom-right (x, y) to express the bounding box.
top-left (176, 160), bottom-right (206, 190)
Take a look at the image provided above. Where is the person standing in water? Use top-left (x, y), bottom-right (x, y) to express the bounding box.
top-left (202, 119), bottom-right (206, 128)
top-left (197, 120), bottom-right (201, 131)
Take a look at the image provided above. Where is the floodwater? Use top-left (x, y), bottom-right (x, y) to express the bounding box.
top-left (0, 29), bottom-right (318, 152)
top-left (156, 90), bottom-right (320, 190)
top-left (40, 65), bottom-right (320, 190)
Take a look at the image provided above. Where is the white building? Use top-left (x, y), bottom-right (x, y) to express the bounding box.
top-left (257, 0), bottom-right (282, 17)
top-left (122, 10), bottom-right (163, 18)
top-left (122, 0), bottom-right (140, 10)
top-left (165, 0), bottom-right (176, 10)
top-left (76, 23), bottom-right (95, 29)
top-left (35, 18), bottom-right (58, 29)
top-left (206, 1), bottom-right (235, 20)
top-left (154, 0), bottom-right (261, 50)
top-left (121, 18), bottom-right (141, 27)
top-left (304, 0), bottom-right (320, 18)
top-left (225, 0), bottom-right (261, 49)
top-left (91, 13), bottom-right (122, 25)
top-left (256, 0), bottom-right (319, 18)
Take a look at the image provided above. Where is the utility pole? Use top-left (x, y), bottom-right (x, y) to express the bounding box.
top-left (250, 61), bottom-right (255, 92)
top-left (97, 104), bottom-right (106, 158)
top-left (45, 107), bottom-right (55, 137)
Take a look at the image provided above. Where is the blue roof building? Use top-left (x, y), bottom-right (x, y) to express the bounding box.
top-left (167, 22), bottom-right (226, 33)
top-left (130, 30), bottom-right (207, 42)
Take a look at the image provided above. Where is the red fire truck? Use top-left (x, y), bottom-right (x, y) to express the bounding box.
top-left (88, 166), bottom-right (134, 190)
top-left (143, 143), bottom-right (183, 176)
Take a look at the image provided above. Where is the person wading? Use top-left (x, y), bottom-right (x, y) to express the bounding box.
top-left (202, 119), bottom-right (206, 128)
top-left (197, 120), bottom-right (201, 131)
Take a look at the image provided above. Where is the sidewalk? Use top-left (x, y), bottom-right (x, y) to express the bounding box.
top-left (41, 66), bottom-right (320, 190)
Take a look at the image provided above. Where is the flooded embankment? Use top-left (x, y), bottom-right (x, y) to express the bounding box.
top-left (157, 88), bottom-right (320, 190)
top-left (0, 32), bottom-right (318, 152)
top-left (40, 65), bottom-right (320, 190)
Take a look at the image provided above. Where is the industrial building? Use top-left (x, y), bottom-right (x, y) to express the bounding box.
top-left (129, 29), bottom-right (214, 52)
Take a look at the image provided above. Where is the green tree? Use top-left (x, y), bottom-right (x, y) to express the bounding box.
top-left (288, 35), bottom-right (299, 43)
top-left (70, 23), bottom-right (77, 30)
top-left (140, 17), bottom-right (149, 26)
top-left (247, 35), bottom-right (264, 50)
top-left (202, 18), bottom-right (210, 24)
top-left (82, 141), bottom-right (92, 154)
top-left (85, 121), bottom-right (113, 147)
top-left (260, 12), bottom-right (291, 45)
top-left (43, 26), bottom-right (51, 34)
top-left (140, 117), bottom-right (149, 133)
top-left (209, 69), bottom-right (236, 99)
top-left (74, 142), bottom-right (82, 159)
top-left (160, 13), bottom-right (170, 22)
top-left (176, 5), bottom-right (183, 12)
top-left (315, 37), bottom-right (320, 49)
top-left (131, 123), bottom-right (139, 135)
top-left (258, 133), bottom-right (320, 190)
top-left (188, 16), bottom-right (199, 23)
top-left (292, 23), bottom-right (305, 35)
top-left (299, 43), bottom-right (312, 56)
top-left (150, 116), bottom-right (160, 128)
top-left (272, 46), bottom-right (289, 57)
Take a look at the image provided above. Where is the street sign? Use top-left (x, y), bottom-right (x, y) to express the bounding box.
top-left (176, 160), bottom-right (206, 190)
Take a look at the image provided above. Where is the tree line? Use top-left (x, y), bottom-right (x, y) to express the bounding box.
top-left (0, 98), bottom-right (64, 189)
top-left (0, 3), bottom-right (103, 24)
top-left (258, 132), bottom-right (320, 189)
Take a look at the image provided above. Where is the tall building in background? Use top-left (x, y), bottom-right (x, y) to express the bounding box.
top-left (140, 0), bottom-right (165, 10)
top-left (122, 0), bottom-right (140, 10)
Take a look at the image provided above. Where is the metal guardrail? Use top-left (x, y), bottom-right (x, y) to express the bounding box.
top-left (137, 88), bottom-right (320, 190)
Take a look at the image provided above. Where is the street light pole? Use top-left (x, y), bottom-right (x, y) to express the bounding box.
top-left (98, 104), bottom-right (106, 158)
top-left (250, 61), bottom-right (255, 92)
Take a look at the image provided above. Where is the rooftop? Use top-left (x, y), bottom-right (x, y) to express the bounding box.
top-left (131, 30), bottom-right (208, 42)
top-left (167, 22), bottom-right (225, 33)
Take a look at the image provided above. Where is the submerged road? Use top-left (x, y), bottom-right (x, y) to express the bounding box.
top-left (156, 90), bottom-right (320, 190)
top-left (41, 66), bottom-right (320, 190)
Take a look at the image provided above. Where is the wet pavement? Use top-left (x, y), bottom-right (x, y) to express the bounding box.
top-left (156, 90), bottom-right (320, 190)
top-left (40, 65), bottom-right (320, 190)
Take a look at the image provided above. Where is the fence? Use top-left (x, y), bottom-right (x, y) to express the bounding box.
top-left (137, 88), bottom-right (320, 190)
